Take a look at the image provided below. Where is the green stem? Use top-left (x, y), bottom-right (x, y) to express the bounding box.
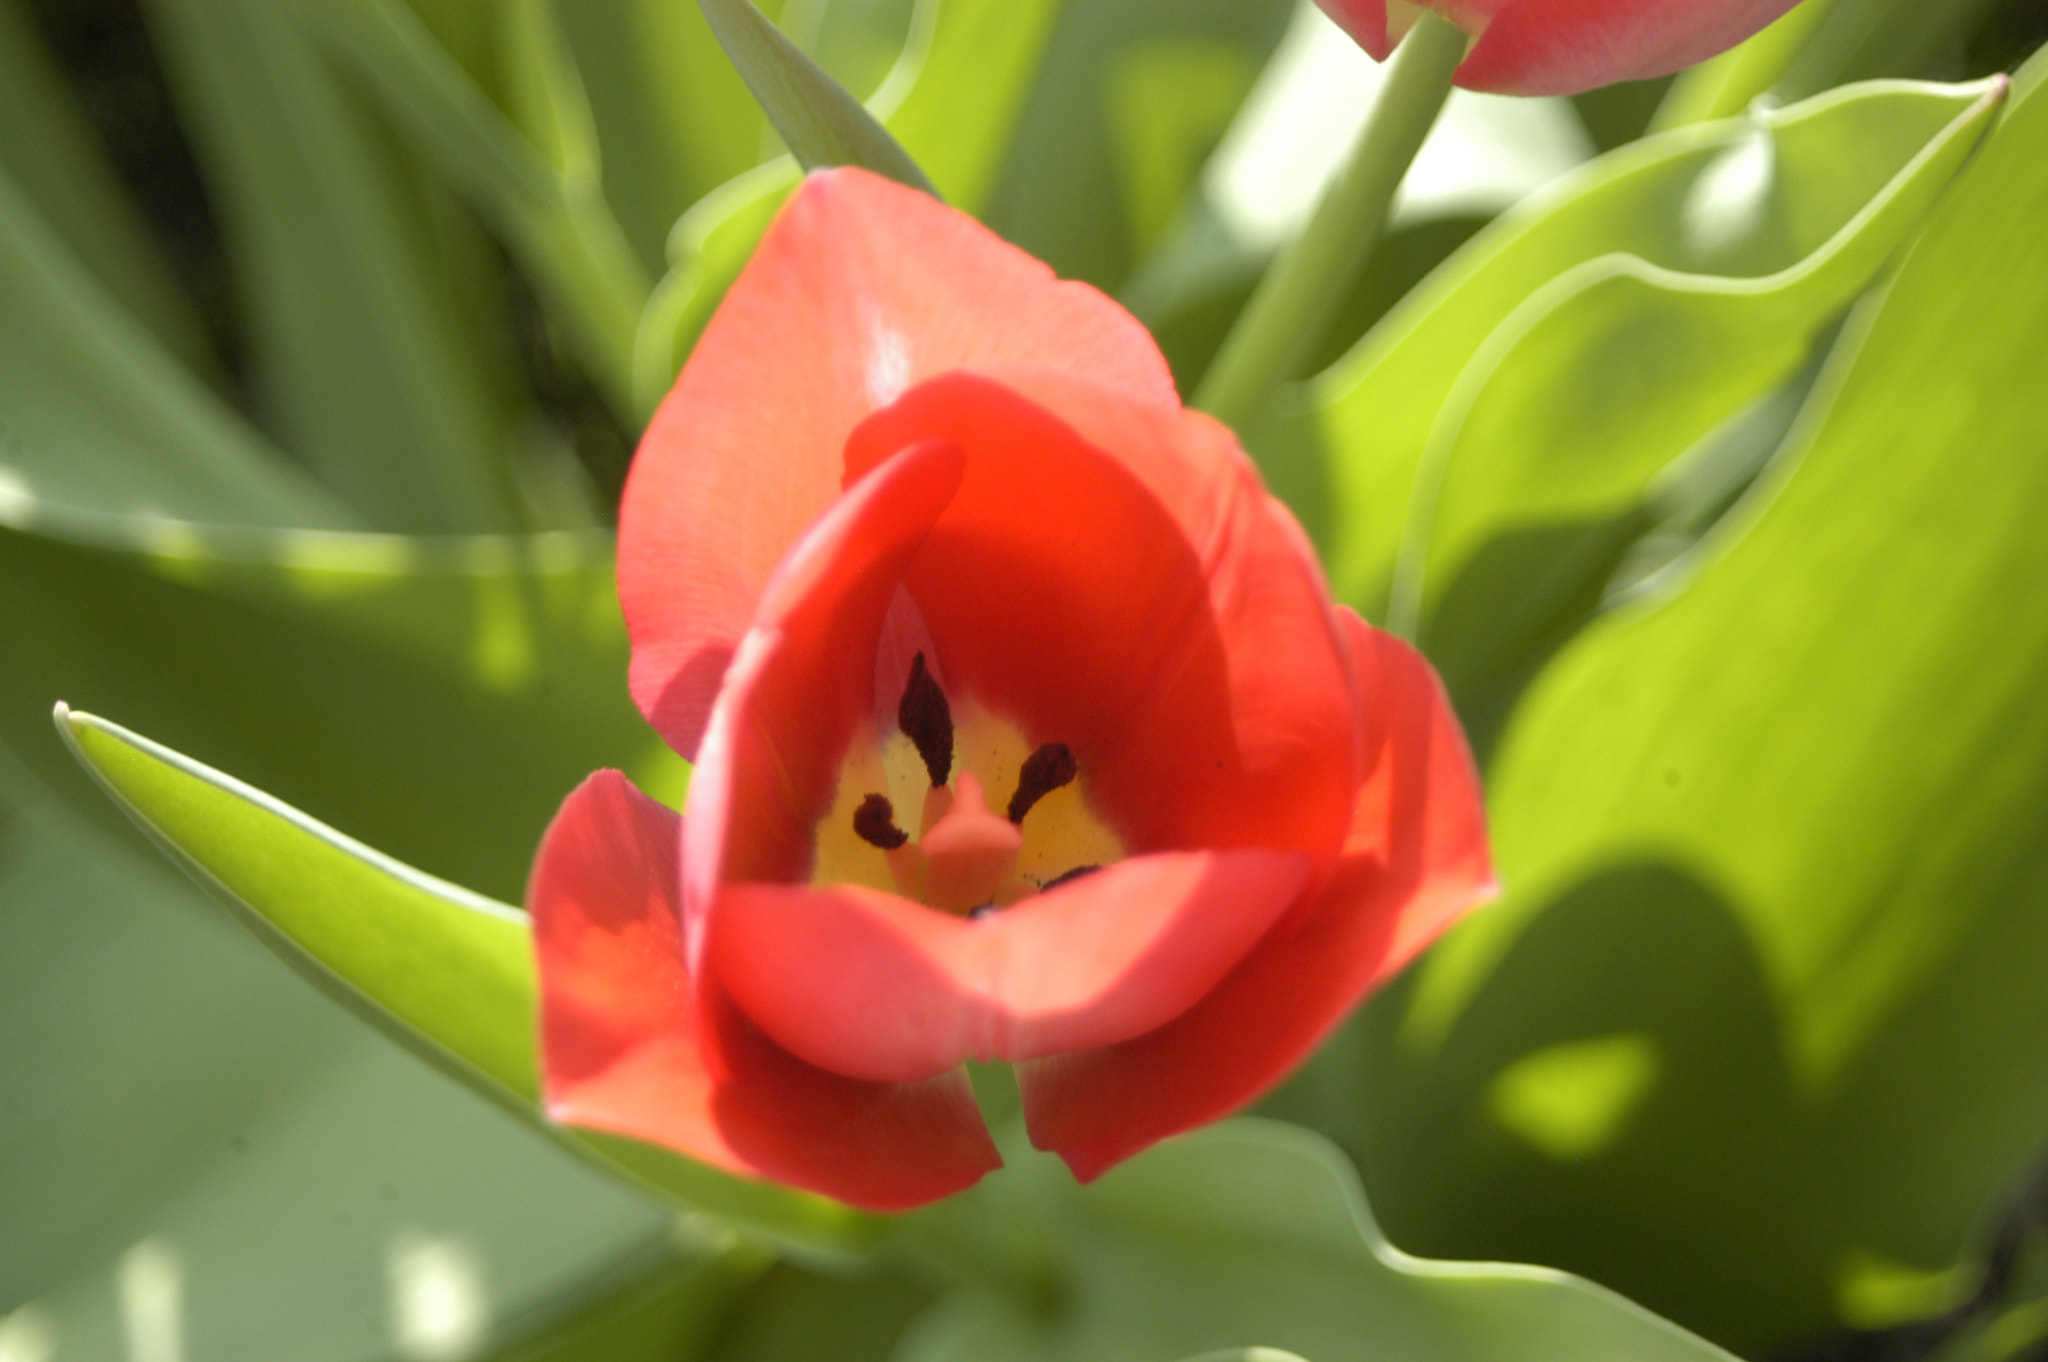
top-left (1193, 11), bottom-right (1469, 432)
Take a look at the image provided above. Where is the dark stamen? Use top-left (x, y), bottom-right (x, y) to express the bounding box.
top-left (897, 651), bottom-right (953, 787)
top-left (1007, 742), bottom-right (1077, 823)
top-left (852, 793), bottom-right (908, 850)
top-left (1043, 864), bottom-right (1101, 891)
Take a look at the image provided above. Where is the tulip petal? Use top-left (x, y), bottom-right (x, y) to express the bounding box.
top-left (1456, 0), bottom-right (1802, 96)
top-left (1017, 616), bottom-right (1494, 1180)
top-left (621, 167), bottom-right (1177, 759)
top-left (709, 849), bottom-right (1312, 1083)
top-left (531, 770), bottom-right (1001, 1210)
top-left (844, 372), bottom-right (1358, 861)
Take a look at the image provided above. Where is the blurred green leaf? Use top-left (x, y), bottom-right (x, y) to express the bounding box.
top-left (144, 0), bottom-right (527, 532)
top-left (467, 1237), bottom-right (771, 1362)
top-left (633, 0), bottom-right (1063, 414)
top-left (697, 0), bottom-right (934, 194)
top-left (893, 1122), bottom-right (1738, 1362)
top-left (981, 0), bottom-right (1290, 294)
top-left (0, 503), bottom-right (664, 901)
top-left (1264, 76), bottom-right (2004, 625)
top-left (54, 708), bottom-right (882, 1259)
top-left (302, 0), bottom-right (653, 422)
top-left (60, 705), bottom-right (543, 1103)
top-left (0, 769), bottom-right (685, 1362)
top-left (0, 0), bottom-right (217, 376)
top-left (0, 165), bottom-right (354, 528)
top-left (1320, 49), bottom-right (2048, 1355)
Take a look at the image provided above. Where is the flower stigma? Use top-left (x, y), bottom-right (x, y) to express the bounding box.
top-left (812, 651), bottom-right (1125, 915)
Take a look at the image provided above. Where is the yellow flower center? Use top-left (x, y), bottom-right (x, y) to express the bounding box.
top-left (812, 653), bottom-right (1125, 915)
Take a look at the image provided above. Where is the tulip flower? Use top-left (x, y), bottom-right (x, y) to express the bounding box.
top-left (528, 166), bottom-right (1494, 1211)
top-left (1315, 0), bottom-right (1805, 96)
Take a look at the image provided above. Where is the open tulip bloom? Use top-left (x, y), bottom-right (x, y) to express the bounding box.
top-left (1315, 0), bottom-right (1805, 95)
top-left (528, 167), bottom-right (1495, 1211)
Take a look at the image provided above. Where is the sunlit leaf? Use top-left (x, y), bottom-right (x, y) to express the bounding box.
top-left (892, 1122), bottom-right (1738, 1362)
top-left (55, 708), bottom-right (881, 1258)
top-left (1317, 51), bottom-right (2048, 1355)
top-left (1262, 76), bottom-right (2004, 625)
top-left (0, 774), bottom-right (682, 1362)
top-left (0, 502), bottom-right (662, 902)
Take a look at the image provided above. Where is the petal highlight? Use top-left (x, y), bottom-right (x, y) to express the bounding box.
top-left (1017, 617), bottom-right (1494, 1180)
top-left (620, 168), bottom-right (1176, 758)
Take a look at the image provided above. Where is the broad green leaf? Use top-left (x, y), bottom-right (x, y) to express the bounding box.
top-left (1394, 76), bottom-right (2002, 752)
top-left (1262, 77), bottom-right (2005, 621)
top-left (632, 0), bottom-right (1062, 413)
top-left (0, 771), bottom-right (684, 1362)
top-left (301, 0), bottom-right (653, 422)
top-left (145, 0), bottom-right (526, 532)
top-left (0, 502), bottom-right (664, 902)
top-left (55, 708), bottom-right (883, 1259)
top-left (0, 0), bottom-right (216, 375)
top-left (697, 0), bottom-right (934, 194)
top-left (1319, 51), bottom-right (2048, 1355)
top-left (892, 1122), bottom-right (1738, 1362)
top-left (0, 165), bottom-right (353, 528)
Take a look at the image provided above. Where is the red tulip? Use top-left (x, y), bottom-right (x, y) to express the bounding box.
top-left (528, 167), bottom-right (1494, 1211)
top-left (1317, 0), bottom-right (1804, 96)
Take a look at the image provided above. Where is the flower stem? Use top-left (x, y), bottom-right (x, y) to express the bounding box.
top-left (1193, 12), bottom-right (1469, 433)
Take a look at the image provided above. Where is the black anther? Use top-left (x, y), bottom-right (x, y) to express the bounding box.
top-left (1007, 742), bottom-right (1077, 823)
top-left (852, 793), bottom-right (908, 850)
top-left (897, 652), bottom-right (953, 787)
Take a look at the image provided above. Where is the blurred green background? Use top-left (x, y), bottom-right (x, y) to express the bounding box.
top-left (3, 0), bottom-right (2047, 1358)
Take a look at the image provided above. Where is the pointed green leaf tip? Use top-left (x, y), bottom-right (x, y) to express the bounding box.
top-left (697, 0), bottom-right (938, 196)
top-left (53, 702), bottom-right (540, 1102)
top-left (50, 704), bottom-right (877, 1257)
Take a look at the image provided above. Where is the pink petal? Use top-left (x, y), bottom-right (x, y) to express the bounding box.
top-left (1456, 0), bottom-right (1803, 96)
top-left (709, 849), bottom-right (1311, 1083)
top-left (843, 372), bottom-right (1358, 861)
top-left (620, 168), bottom-right (1176, 759)
top-left (1017, 616), bottom-right (1495, 1181)
top-left (530, 770), bottom-right (1000, 1210)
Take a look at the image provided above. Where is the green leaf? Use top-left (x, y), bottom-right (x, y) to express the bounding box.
top-left (0, 0), bottom-right (217, 376)
top-left (299, 0), bottom-right (653, 423)
top-left (0, 165), bottom-right (354, 528)
top-left (0, 771), bottom-right (686, 1362)
top-left (0, 504), bottom-right (664, 903)
top-left (145, 0), bottom-right (526, 532)
top-left (697, 0), bottom-right (934, 194)
top-left (893, 1122), bottom-right (1738, 1362)
top-left (1323, 51), bottom-right (2048, 1355)
top-left (1262, 77), bottom-right (2005, 624)
top-left (54, 707), bottom-right (883, 1259)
